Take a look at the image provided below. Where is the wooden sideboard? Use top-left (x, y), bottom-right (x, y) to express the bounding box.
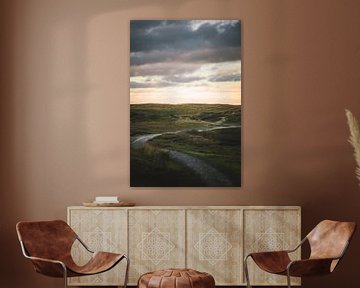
top-left (67, 206), bottom-right (301, 286)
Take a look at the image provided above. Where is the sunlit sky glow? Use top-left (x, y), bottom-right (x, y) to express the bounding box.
top-left (130, 20), bottom-right (241, 105)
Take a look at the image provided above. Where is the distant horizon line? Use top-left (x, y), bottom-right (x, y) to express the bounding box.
top-left (130, 102), bottom-right (241, 106)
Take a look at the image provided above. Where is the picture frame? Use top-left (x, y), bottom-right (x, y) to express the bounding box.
top-left (130, 20), bottom-right (241, 187)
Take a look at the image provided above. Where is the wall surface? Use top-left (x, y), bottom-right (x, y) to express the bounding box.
top-left (1, 0), bottom-right (360, 288)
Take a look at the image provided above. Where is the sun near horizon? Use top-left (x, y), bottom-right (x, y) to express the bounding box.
top-left (130, 80), bottom-right (241, 105)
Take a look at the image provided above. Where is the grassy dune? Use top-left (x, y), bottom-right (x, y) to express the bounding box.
top-left (130, 103), bottom-right (240, 135)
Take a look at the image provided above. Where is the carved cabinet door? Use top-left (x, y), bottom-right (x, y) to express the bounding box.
top-left (68, 208), bottom-right (128, 286)
top-left (243, 209), bottom-right (301, 286)
top-left (128, 209), bottom-right (186, 284)
top-left (187, 209), bottom-right (243, 285)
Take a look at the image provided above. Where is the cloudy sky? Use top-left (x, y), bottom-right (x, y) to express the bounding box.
top-left (130, 20), bottom-right (241, 105)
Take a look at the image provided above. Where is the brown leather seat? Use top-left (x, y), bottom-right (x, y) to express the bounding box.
top-left (16, 220), bottom-right (129, 288)
top-left (244, 220), bottom-right (356, 288)
top-left (138, 268), bottom-right (215, 288)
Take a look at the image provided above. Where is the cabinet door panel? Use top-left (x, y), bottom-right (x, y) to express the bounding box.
top-left (187, 209), bottom-right (243, 285)
top-left (244, 209), bottom-right (301, 286)
top-left (68, 209), bottom-right (127, 286)
top-left (128, 209), bottom-right (186, 284)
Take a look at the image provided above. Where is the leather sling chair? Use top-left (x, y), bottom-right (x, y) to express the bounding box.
top-left (16, 220), bottom-right (129, 288)
top-left (244, 220), bottom-right (356, 288)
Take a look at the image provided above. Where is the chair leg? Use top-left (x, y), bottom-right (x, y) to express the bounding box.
top-left (286, 269), bottom-right (291, 288)
top-left (62, 264), bottom-right (68, 288)
top-left (244, 255), bottom-right (252, 288)
top-left (123, 255), bottom-right (130, 288)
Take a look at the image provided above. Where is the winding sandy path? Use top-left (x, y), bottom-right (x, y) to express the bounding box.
top-left (131, 125), bottom-right (240, 148)
top-left (131, 133), bottom-right (162, 148)
top-left (166, 150), bottom-right (232, 186)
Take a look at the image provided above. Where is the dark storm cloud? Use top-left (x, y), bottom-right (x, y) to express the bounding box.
top-left (130, 50), bottom-right (177, 66)
top-left (164, 74), bottom-right (204, 83)
top-left (130, 74), bottom-right (205, 89)
top-left (209, 74), bottom-right (241, 82)
top-left (130, 62), bottom-right (198, 77)
top-left (130, 20), bottom-right (241, 86)
top-left (130, 73), bottom-right (206, 89)
top-left (131, 47), bottom-right (240, 66)
top-left (179, 47), bottom-right (240, 63)
top-left (130, 80), bottom-right (173, 89)
top-left (130, 20), bottom-right (240, 54)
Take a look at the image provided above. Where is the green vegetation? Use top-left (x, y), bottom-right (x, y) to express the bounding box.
top-left (130, 103), bottom-right (241, 187)
top-left (130, 103), bottom-right (240, 135)
top-left (130, 145), bottom-right (204, 187)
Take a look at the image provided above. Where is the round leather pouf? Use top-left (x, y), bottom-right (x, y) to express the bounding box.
top-left (138, 268), bottom-right (215, 288)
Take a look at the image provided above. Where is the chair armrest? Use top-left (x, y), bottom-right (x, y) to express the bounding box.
top-left (287, 258), bottom-right (336, 277)
top-left (26, 255), bottom-right (64, 265)
top-left (246, 251), bottom-right (291, 274)
top-left (248, 250), bottom-right (289, 255)
top-left (26, 255), bottom-right (67, 278)
top-left (286, 237), bottom-right (307, 253)
top-left (19, 240), bottom-right (67, 277)
top-left (245, 237), bottom-right (306, 259)
top-left (76, 236), bottom-right (94, 253)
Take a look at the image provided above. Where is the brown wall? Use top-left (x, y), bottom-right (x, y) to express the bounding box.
top-left (1, 0), bottom-right (360, 287)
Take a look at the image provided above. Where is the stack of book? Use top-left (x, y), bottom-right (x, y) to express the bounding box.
top-left (93, 196), bottom-right (119, 204)
top-left (82, 196), bottom-right (135, 207)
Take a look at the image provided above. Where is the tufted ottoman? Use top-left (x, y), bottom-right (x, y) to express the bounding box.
top-left (138, 268), bottom-right (215, 288)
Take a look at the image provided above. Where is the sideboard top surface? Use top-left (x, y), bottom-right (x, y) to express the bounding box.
top-left (68, 205), bottom-right (301, 210)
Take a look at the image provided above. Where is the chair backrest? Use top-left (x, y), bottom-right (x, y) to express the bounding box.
top-left (307, 220), bottom-right (356, 260)
top-left (16, 220), bottom-right (77, 261)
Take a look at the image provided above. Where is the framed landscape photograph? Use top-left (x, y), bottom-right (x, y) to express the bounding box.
top-left (130, 20), bottom-right (241, 187)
